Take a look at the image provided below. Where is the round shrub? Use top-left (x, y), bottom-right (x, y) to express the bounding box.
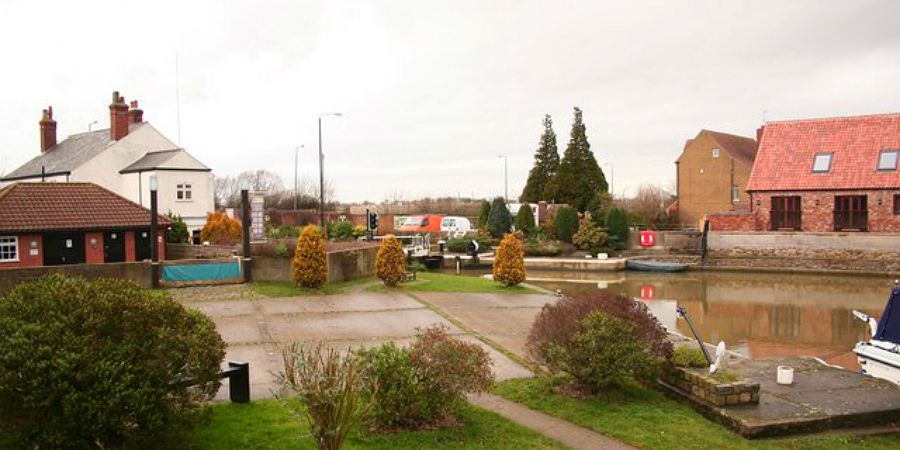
top-left (0, 275), bottom-right (225, 449)
top-left (486, 197), bottom-right (512, 238)
top-left (526, 291), bottom-right (672, 393)
top-left (327, 221), bottom-right (355, 241)
top-left (375, 235), bottom-right (406, 287)
top-left (292, 225), bottom-right (327, 288)
top-left (571, 216), bottom-right (608, 253)
top-left (445, 237), bottom-right (494, 253)
top-left (513, 203), bottom-right (536, 235)
top-left (200, 211), bottom-right (242, 245)
top-left (493, 233), bottom-right (525, 286)
top-left (553, 206), bottom-right (579, 243)
top-left (524, 237), bottom-right (566, 257)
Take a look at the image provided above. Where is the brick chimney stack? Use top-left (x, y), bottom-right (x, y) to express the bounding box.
top-left (109, 91), bottom-right (130, 141)
top-left (129, 100), bottom-right (144, 124)
top-left (39, 106), bottom-right (57, 152)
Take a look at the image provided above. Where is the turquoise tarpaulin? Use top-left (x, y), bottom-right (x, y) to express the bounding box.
top-left (162, 260), bottom-right (241, 282)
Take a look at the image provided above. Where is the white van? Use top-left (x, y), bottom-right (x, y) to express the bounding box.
top-left (440, 216), bottom-right (473, 238)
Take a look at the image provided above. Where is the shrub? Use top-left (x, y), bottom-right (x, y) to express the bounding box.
top-left (513, 203), bottom-right (537, 235)
top-left (445, 237), bottom-right (494, 253)
top-left (571, 216), bottom-right (608, 253)
top-left (524, 237), bottom-right (565, 257)
top-left (486, 197), bottom-right (512, 238)
top-left (672, 346), bottom-right (709, 368)
top-left (200, 211), bottom-right (242, 245)
top-left (553, 206), bottom-right (579, 243)
top-left (587, 191), bottom-right (614, 227)
top-left (375, 235), bottom-right (406, 287)
top-left (328, 221), bottom-right (355, 241)
top-left (292, 225), bottom-right (327, 288)
top-left (605, 207), bottom-right (630, 249)
top-left (352, 225), bottom-right (367, 238)
top-left (274, 242), bottom-right (290, 257)
top-left (165, 212), bottom-right (191, 244)
top-left (0, 275), bottom-right (225, 449)
top-left (278, 343), bottom-right (369, 450)
top-left (526, 291), bottom-right (672, 392)
top-left (477, 200), bottom-right (492, 229)
top-left (268, 225), bottom-right (301, 239)
top-left (493, 233), bottom-right (525, 286)
top-left (357, 325), bottom-right (493, 430)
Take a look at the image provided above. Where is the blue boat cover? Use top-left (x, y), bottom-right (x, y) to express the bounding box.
top-left (874, 287), bottom-right (900, 343)
top-left (162, 261), bottom-right (241, 282)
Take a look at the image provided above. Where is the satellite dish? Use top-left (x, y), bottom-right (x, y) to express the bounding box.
top-left (709, 341), bottom-right (727, 374)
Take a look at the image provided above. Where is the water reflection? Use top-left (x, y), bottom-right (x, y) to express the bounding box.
top-left (528, 270), bottom-right (895, 371)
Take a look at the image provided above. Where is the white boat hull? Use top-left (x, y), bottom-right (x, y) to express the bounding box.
top-left (854, 341), bottom-right (900, 386)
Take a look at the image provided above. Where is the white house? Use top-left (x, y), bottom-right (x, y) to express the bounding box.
top-left (1, 91), bottom-right (214, 235)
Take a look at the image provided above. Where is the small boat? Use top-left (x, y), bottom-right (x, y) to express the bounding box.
top-left (625, 259), bottom-right (688, 272)
top-left (853, 283), bottom-right (900, 385)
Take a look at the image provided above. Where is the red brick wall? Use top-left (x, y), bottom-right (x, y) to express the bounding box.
top-left (85, 232), bottom-right (104, 264)
top-left (125, 231), bottom-right (136, 262)
top-left (749, 190), bottom-right (900, 232)
top-left (0, 234), bottom-right (43, 269)
top-left (706, 212), bottom-right (758, 231)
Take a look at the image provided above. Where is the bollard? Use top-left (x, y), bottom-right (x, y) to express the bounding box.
top-left (221, 361), bottom-right (250, 403)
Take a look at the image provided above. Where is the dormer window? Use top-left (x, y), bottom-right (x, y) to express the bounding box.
top-left (711, 148), bottom-right (720, 158)
top-left (812, 153), bottom-right (832, 173)
top-left (878, 150), bottom-right (898, 171)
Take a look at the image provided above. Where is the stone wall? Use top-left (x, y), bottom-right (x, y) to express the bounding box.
top-left (0, 262), bottom-right (152, 295)
top-left (251, 246), bottom-right (378, 283)
top-left (628, 230), bottom-right (702, 252)
top-left (166, 243), bottom-right (238, 260)
top-left (662, 366), bottom-right (760, 407)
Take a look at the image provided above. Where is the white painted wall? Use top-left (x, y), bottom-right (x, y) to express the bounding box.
top-left (154, 170), bottom-right (214, 231)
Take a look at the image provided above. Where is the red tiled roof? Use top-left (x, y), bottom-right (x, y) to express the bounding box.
top-left (747, 113), bottom-right (900, 192)
top-left (0, 182), bottom-right (170, 233)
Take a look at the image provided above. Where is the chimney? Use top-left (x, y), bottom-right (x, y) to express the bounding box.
top-left (39, 106), bottom-right (57, 152)
top-left (129, 100), bottom-right (144, 124)
top-left (109, 91), bottom-right (130, 141)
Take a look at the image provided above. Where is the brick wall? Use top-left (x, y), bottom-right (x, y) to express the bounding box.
top-left (0, 234), bottom-right (43, 269)
top-left (749, 190), bottom-right (900, 232)
top-left (706, 212), bottom-right (758, 231)
top-left (677, 132), bottom-right (754, 225)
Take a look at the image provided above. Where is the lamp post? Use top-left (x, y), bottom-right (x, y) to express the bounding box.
top-left (318, 112), bottom-right (343, 228)
top-left (149, 175), bottom-right (159, 288)
top-left (294, 144), bottom-right (304, 210)
top-left (240, 179), bottom-right (252, 282)
top-left (497, 154), bottom-right (508, 202)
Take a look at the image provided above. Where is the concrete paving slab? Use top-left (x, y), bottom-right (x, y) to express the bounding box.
top-left (416, 292), bottom-right (557, 309)
top-left (267, 309), bottom-right (461, 342)
top-left (212, 316), bottom-right (266, 345)
top-left (185, 300), bottom-right (258, 318)
top-left (257, 292), bottom-right (422, 315)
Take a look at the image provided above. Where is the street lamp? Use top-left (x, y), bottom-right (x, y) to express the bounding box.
top-left (149, 175), bottom-right (159, 288)
top-left (240, 178), bottom-right (252, 282)
top-left (294, 144), bottom-right (304, 210)
top-left (497, 154), bottom-right (508, 202)
top-left (318, 112), bottom-right (343, 228)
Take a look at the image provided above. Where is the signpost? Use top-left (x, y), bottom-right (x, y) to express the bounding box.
top-left (250, 192), bottom-right (266, 242)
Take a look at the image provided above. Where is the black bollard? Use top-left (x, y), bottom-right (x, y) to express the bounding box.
top-left (221, 361), bottom-right (250, 403)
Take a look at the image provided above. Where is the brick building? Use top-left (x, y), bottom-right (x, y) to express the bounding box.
top-left (0, 182), bottom-right (168, 268)
top-left (675, 130), bottom-right (758, 226)
top-left (710, 113), bottom-right (900, 232)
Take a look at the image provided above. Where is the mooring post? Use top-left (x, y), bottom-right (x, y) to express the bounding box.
top-left (221, 361), bottom-right (250, 403)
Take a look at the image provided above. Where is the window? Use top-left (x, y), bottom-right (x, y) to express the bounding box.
top-left (895, 194), bottom-right (900, 215)
top-left (878, 150), bottom-right (898, 171)
top-left (834, 195), bottom-right (867, 231)
top-left (176, 183), bottom-right (193, 201)
top-left (812, 153), bottom-right (832, 173)
top-left (770, 196), bottom-right (802, 230)
top-left (731, 185), bottom-right (740, 203)
top-left (0, 236), bottom-right (18, 262)
top-left (712, 148), bottom-right (720, 158)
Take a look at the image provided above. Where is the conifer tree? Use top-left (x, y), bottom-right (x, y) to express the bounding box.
top-left (547, 107), bottom-right (608, 211)
top-left (513, 203), bottom-right (536, 236)
top-left (520, 115), bottom-right (560, 202)
top-left (486, 197), bottom-right (513, 238)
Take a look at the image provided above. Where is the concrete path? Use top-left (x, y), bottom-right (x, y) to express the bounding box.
top-left (469, 393), bottom-right (635, 450)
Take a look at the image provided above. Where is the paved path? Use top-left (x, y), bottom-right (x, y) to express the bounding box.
top-left (469, 393), bottom-right (636, 450)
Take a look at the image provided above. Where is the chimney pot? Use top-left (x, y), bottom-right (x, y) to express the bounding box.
top-left (39, 105), bottom-right (57, 152)
top-left (109, 91), bottom-right (130, 140)
top-left (128, 100), bottom-right (144, 124)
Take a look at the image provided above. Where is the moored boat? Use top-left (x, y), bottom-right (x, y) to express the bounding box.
top-left (625, 259), bottom-right (688, 272)
top-left (853, 283), bottom-right (900, 386)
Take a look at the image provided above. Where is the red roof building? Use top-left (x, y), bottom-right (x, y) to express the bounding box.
top-left (0, 182), bottom-right (169, 268)
top-left (713, 113), bottom-right (900, 232)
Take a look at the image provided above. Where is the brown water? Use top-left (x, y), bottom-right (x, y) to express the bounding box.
top-left (480, 269), bottom-right (895, 371)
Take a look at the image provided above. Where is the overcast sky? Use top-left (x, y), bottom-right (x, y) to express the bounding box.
top-left (1, 0), bottom-right (899, 202)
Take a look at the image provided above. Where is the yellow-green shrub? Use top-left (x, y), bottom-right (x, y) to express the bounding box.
top-left (375, 235), bottom-right (406, 287)
top-left (492, 233), bottom-right (525, 286)
top-left (292, 225), bottom-right (327, 288)
top-left (200, 211), bottom-right (242, 245)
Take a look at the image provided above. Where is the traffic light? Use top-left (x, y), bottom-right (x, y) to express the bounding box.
top-left (368, 212), bottom-right (379, 230)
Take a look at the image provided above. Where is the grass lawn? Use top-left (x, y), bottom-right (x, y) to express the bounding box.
top-left (493, 377), bottom-right (900, 450)
top-left (367, 272), bottom-right (537, 294)
top-left (250, 277), bottom-right (377, 297)
top-left (189, 399), bottom-right (565, 449)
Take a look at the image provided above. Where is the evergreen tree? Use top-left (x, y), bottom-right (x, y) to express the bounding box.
top-left (513, 203), bottom-right (536, 236)
top-left (477, 200), bottom-right (492, 229)
top-left (486, 197), bottom-right (513, 238)
top-left (548, 107), bottom-right (608, 211)
top-left (520, 115), bottom-right (560, 202)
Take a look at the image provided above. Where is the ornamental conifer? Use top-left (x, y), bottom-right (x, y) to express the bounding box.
top-left (547, 107), bottom-right (608, 211)
top-left (375, 235), bottom-right (406, 287)
top-left (520, 114), bottom-right (560, 202)
top-left (291, 225), bottom-right (327, 288)
top-left (493, 233), bottom-right (525, 286)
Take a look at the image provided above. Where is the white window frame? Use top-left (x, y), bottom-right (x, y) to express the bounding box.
top-left (732, 185), bottom-right (740, 203)
top-left (812, 152), bottom-right (833, 173)
top-left (877, 150), bottom-right (898, 171)
top-left (176, 183), bottom-right (193, 202)
top-left (711, 148), bottom-right (720, 158)
top-left (0, 236), bottom-right (19, 262)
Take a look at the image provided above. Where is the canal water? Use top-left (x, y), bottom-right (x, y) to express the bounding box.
top-left (468, 269), bottom-right (895, 371)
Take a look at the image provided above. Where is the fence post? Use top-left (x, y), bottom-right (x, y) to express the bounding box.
top-left (223, 361), bottom-right (250, 403)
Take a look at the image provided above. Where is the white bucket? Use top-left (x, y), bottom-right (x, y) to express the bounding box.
top-left (777, 366), bottom-right (794, 385)
top-left (596, 253), bottom-right (608, 260)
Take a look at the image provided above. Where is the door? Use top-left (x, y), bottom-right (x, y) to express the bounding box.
top-left (134, 229), bottom-right (152, 261)
top-left (42, 232), bottom-right (86, 266)
top-left (103, 230), bottom-right (125, 262)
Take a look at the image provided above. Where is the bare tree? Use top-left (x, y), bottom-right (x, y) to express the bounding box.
top-left (625, 183), bottom-right (676, 227)
top-left (214, 175), bottom-right (238, 209)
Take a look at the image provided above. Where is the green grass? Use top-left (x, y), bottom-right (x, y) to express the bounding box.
top-left (189, 399), bottom-right (565, 449)
top-left (492, 377), bottom-right (900, 450)
top-left (250, 277), bottom-right (377, 297)
top-left (367, 272), bottom-right (536, 294)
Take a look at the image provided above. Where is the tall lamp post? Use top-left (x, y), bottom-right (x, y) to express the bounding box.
top-left (149, 175), bottom-right (159, 288)
top-left (318, 112), bottom-right (343, 228)
top-left (240, 179), bottom-right (252, 282)
top-left (497, 154), bottom-right (508, 202)
top-left (293, 144), bottom-right (304, 210)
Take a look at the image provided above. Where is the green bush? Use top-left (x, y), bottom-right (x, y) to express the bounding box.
top-left (486, 197), bottom-right (512, 238)
top-left (165, 212), bottom-right (191, 244)
top-left (553, 206), bottom-right (579, 243)
top-left (274, 242), bottom-right (290, 257)
top-left (328, 221), bottom-right (356, 241)
top-left (446, 237), bottom-right (495, 253)
top-left (524, 238), bottom-right (566, 257)
top-left (672, 346), bottom-right (709, 368)
top-left (605, 207), bottom-right (630, 249)
top-left (571, 217), bottom-right (608, 253)
top-left (513, 203), bottom-right (537, 235)
top-left (268, 225), bottom-right (301, 239)
top-left (477, 200), bottom-right (492, 229)
top-left (357, 325), bottom-right (493, 430)
top-left (0, 275), bottom-right (225, 449)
